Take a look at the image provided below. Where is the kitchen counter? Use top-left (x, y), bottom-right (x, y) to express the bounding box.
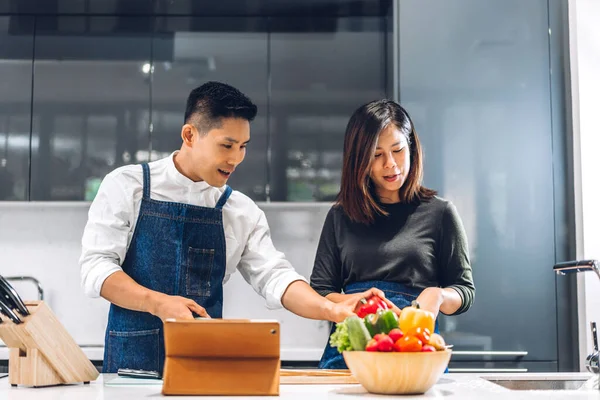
top-left (0, 373), bottom-right (598, 399)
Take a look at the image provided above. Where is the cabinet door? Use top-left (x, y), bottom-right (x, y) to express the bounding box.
top-left (398, 0), bottom-right (559, 362)
top-left (151, 17), bottom-right (269, 201)
top-left (0, 16), bottom-right (34, 200)
top-left (269, 16), bottom-right (389, 201)
top-left (30, 16), bottom-right (152, 200)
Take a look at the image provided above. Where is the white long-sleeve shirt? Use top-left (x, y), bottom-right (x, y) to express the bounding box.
top-left (79, 152), bottom-right (306, 309)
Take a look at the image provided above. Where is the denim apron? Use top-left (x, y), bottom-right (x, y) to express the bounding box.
top-left (103, 163), bottom-right (232, 374)
top-left (318, 280), bottom-right (441, 369)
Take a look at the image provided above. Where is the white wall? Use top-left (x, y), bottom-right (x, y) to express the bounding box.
top-left (0, 202), bottom-right (332, 362)
top-left (568, 0), bottom-right (600, 372)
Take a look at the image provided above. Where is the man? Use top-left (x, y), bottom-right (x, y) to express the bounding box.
top-left (80, 82), bottom-right (387, 374)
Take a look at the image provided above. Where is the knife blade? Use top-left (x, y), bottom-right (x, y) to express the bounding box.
top-left (0, 297), bottom-right (22, 324)
top-left (0, 275), bottom-right (29, 316)
top-left (117, 368), bottom-right (161, 379)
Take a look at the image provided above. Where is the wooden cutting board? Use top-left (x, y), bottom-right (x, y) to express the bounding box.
top-left (280, 369), bottom-right (358, 385)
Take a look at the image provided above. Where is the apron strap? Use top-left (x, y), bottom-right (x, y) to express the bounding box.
top-left (215, 186), bottom-right (232, 209)
top-left (141, 163), bottom-right (151, 200)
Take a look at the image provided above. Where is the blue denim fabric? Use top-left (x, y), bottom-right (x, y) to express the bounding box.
top-left (102, 163), bottom-right (231, 374)
top-left (318, 280), bottom-right (441, 370)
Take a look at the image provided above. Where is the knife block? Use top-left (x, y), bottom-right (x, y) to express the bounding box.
top-left (0, 300), bottom-right (99, 387)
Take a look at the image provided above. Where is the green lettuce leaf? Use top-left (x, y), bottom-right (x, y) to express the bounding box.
top-left (329, 320), bottom-right (352, 353)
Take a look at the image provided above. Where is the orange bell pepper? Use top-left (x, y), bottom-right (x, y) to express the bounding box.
top-left (398, 301), bottom-right (435, 334)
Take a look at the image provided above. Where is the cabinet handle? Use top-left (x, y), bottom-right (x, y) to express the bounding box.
top-left (448, 368), bottom-right (528, 373)
top-left (452, 351), bottom-right (528, 357)
top-left (4, 276), bottom-right (44, 301)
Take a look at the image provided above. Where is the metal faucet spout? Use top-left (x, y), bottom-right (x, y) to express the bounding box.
top-left (553, 259), bottom-right (599, 390)
top-left (553, 260), bottom-right (600, 281)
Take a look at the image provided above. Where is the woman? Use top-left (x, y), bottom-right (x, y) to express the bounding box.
top-left (310, 99), bottom-right (475, 369)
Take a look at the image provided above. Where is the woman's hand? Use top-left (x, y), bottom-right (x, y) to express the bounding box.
top-left (415, 287), bottom-right (464, 317)
top-left (414, 287), bottom-right (444, 318)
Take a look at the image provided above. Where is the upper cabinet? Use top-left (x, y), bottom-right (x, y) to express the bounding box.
top-left (0, 16), bottom-right (34, 200)
top-left (0, 2), bottom-right (392, 201)
top-left (269, 16), bottom-right (389, 201)
top-left (151, 17), bottom-right (269, 200)
top-left (30, 16), bottom-right (153, 201)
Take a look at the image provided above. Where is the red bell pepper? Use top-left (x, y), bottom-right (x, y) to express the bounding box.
top-left (355, 295), bottom-right (388, 318)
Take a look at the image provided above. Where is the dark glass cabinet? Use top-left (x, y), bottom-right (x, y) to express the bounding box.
top-left (0, 1), bottom-right (392, 201)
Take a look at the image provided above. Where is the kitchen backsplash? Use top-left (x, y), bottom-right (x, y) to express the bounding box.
top-left (0, 202), bottom-right (333, 362)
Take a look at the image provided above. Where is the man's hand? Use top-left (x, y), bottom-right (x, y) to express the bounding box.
top-left (326, 297), bottom-right (358, 323)
top-left (279, 280), bottom-right (406, 324)
top-left (149, 293), bottom-right (211, 321)
top-left (352, 287), bottom-right (402, 316)
top-left (99, 271), bottom-right (212, 320)
top-left (326, 287), bottom-right (402, 317)
top-left (324, 287), bottom-right (403, 323)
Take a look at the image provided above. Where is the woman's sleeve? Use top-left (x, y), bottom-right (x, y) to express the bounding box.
top-left (309, 207), bottom-right (343, 297)
top-left (439, 201), bottom-right (475, 315)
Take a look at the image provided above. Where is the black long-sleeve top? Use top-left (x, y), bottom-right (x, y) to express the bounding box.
top-left (309, 197), bottom-right (475, 315)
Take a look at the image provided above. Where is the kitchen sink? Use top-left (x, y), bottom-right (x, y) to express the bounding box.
top-left (486, 379), bottom-right (587, 390)
top-left (484, 375), bottom-right (598, 391)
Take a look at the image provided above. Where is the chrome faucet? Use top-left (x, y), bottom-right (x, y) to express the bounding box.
top-left (588, 322), bottom-right (599, 374)
top-left (554, 259), bottom-right (599, 389)
top-left (554, 259), bottom-right (600, 281)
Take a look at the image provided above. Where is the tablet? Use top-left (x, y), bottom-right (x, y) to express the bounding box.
top-left (161, 318), bottom-right (281, 396)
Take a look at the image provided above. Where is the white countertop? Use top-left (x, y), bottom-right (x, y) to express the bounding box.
top-left (0, 373), bottom-right (598, 399)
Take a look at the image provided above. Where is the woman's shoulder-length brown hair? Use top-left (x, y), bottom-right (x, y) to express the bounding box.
top-left (336, 99), bottom-right (436, 225)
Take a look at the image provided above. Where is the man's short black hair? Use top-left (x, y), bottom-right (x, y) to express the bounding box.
top-left (184, 81), bottom-right (258, 134)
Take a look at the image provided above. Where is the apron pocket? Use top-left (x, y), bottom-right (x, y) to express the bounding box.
top-left (106, 328), bottom-right (160, 373)
top-left (186, 247), bottom-right (215, 297)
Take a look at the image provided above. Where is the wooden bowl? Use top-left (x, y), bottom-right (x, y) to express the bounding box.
top-left (343, 350), bottom-right (451, 395)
